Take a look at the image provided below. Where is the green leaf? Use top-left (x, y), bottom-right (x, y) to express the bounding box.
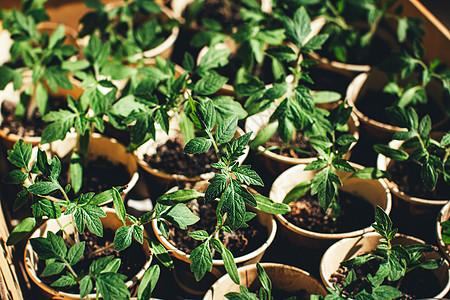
top-left (233, 165), bottom-right (263, 186)
top-left (256, 262), bottom-right (271, 295)
top-left (304, 159), bottom-right (328, 171)
top-left (373, 285), bottom-right (403, 300)
top-left (36, 81), bottom-right (48, 116)
top-left (67, 241), bottom-right (85, 266)
top-left (51, 274), bottom-right (77, 287)
top-left (372, 206), bottom-right (393, 239)
top-left (189, 241), bottom-right (213, 281)
top-left (221, 182), bottom-right (247, 230)
top-left (249, 122), bottom-right (278, 149)
top-left (113, 226), bottom-right (133, 252)
top-left (312, 91), bottom-right (341, 104)
top-left (70, 151), bottom-right (82, 194)
top-left (373, 145), bottom-right (409, 161)
top-left (216, 115), bottom-right (238, 144)
top-left (42, 262), bottom-right (66, 277)
top-left (311, 167), bottom-right (340, 211)
top-left (198, 48), bottom-right (230, 70)
top-left (28, 181), bottom-right (60, 195)
top-left (95, 273), bottom-right (130, 300)
top-left (79, 276), bottom-right (93, 298)
top-left (418, 115), bottom-right (431, 138)
top-left (205, 174), bottom-right (228, 202)
top-left (441, 133), bottom-right (450, 147)
top-left (188, 230), bottom-right (209, 241)
top-left (89, 189), bottom-right (115, 206)
top-left (284, 6), bottom-right (311, 47)
top-left (283, 181), bottom-right (311, 204)
top-left (163, 204), bottom-right (200, 230)
top-left (332, 159), bottom-right (356, 173)
top-left (7, 139), bottom-right (32, 169)
top-left (184, 137), bottom-right (212, 154)
top-left (255, 194), bottom-right (291, 214)
top-left (222, 246), bottom-right (239, 285)
top-left (150, 239), bottom-right (174, 268)
top-left (421, 159), bottom-right (438, 191)
top-left (415, 258), bottom-right (444, 270)
top-left (112, 187), bottom-right (126, 226)
top-left (133, 225), bottom-right (144, 244)
top-left (194, 74), bottom-right (228, 95)
top-left (73, 205), bottom-right (106, 237)
top-left (157, 189), bottom-right (203, 205)
top-left (303, 33), bottom-right (329, 52)
top-left (138, 265), bottom-right (160, 300)
top-left (2, 170), bottom-right (27, 184)
top-left (41, 110), bottom-right (77, 144)
top-left (6, 217), bottom-right (35, 246)
top-left (352, 168), bottom-right (390, 180)
top-left (397, 17), bottom-right (408, 42)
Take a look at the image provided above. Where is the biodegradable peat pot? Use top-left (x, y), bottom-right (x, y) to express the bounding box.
top-left (377, 137), bottom-right (449, 241)
top-left (269, 164), bottom-right (392, 249)
top-left (151, 187), bottom-right (277, 295)
top-left (24, 208), bottom-right (152, 300)
top-left (347, 70), bottom-right (449, 139)
top-left (437, 201), bottom-right (450, 262)
top-left (245, 105), bottom-right (359, 176)
top-left (135, 123), bottom-right (248, 198)
top-left (320, 232), bottom-right (450, 298)
top-left (77, 3), bottom-right (179, 61)
top-left (203, 263), bottom-right (327, 299)
top-left (47, 133), bottom-right (139, 203)
top-left (308, 17), bottom-right (399, 76)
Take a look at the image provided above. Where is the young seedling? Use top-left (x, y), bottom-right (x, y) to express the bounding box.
top-left (152, 95), bottom-right (290, 284)
top-left (79, 0), bottom-right (177, 62)
top-left (4, 139), bottom-right (199, 299)
top-left (0, 7), bottom-right (77, 123)
top-left (281, 102), bottom-right (388, 218)
top-left (380, 51), bottom-right (450, 117)
top-left (323, 206), bottom-right (444, 299)
top-left (374, 107), bottom-right (450, 192)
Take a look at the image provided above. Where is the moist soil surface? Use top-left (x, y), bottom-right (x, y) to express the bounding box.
top-left (263, 131), bottom-right (318, 159)
top-left (255, 288), bottom-right (308, 300)
top-left (58, 156), bottom-right (131, 197)
top-left (355, 90), bottom-right (447, 127)
top-left (330, 255), bottom-right (442, 299)
top-left (1, 97), bottom-right (67, 137)
top-left (388, 160), bottom-right (450, 200)
top-left (284, 191), bottom-right (374, 234)
top-left (37, 228), bottom-right (147, 294)
top-left (144, 138), bottom-right (217, 178)
top-left (167, 198), bottom-right (268, 258)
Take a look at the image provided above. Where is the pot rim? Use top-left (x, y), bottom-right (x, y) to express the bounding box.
top-left (436, 201), bottom-right (450, 262)
top-left (269, 163), bottom-right (392, 239)
top-left (24, 207), bottom-right (152, 299)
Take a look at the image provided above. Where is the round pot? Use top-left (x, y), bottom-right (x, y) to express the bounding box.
top-left (47, 133), bottom-right (139, 203)
top-left (245, 105), bottom-right (360, 176)
top-left (347, 70), bottom-right (450, 139)
top-left (320, 232), bottom-right (450, 298)
top-left (77, 4), bottom-right (179, 61)
top-left (308, 17), bottom-right (399, 75)
top-left (24, 208), bottom-right (152, 300)
top-left (437, 201), bottom-right (450, 262)
top-left (203, 263), bottom-right (327, 299)
top-left (151, 186), bottom-right (277, 295)
top-left (135, 122), bottom-right (248, 199)
top-left (269, 163), bottom-right (392, 249)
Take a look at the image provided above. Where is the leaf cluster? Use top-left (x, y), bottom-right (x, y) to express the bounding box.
top-left (324, 207), bottom-right (443, 299)
top-left (374, 107), bottom-right (450, 191)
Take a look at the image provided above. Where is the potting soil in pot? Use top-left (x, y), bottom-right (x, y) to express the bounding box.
top-left (254, 288), bottom-right (308, 300)
top-left (167, 198), bottom-right (268, 257)
top-left (185, 0), bottom-right (243, 32)
top-left (144, 138), bottom-right (218, 177)
top-left (388, 160), bottom-right (450, 200)
top-left (37, 228), bottom-right (147, 294)
top-left (1, 97), bottom-right (68, 137)
top-left (284, 191), bottom-right (373, 233)
top-left (329, 256), bottom-right (442, 299)
top-left (263, 131), bottom-right (318, 159)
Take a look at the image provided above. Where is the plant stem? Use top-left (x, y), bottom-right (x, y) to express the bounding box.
top-left (26, 82), bottom-right (38, 122)
top-left (88, 243), bottom-right (115, 259)
top-left (56, 219), bottom-right (76, 246)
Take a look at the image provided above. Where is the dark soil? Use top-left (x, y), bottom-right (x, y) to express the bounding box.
top-left (304, 66), bottom-right (352, 97)
top-left (330, 255), bottom-right (442, 299)
top-left (255, 288), bottom-right (308, 300)
top-left (58, 156), bottom-right (131, 197)
top-left (37, 228), bottom-right (147, 294)
top-left (388, 160), bottom-right (450, 200)
top-left (1, 97), bottom-right (67, 137)
top-left (284, 191), bottom-right (374, 234)
top-left (356, 90), bottom-right (447, 127)
top-left (167, 198), bottom-right (268, 258)
top-left (263, 131), bottom-right (318, 159)
top-left (144, 138), bottom-right (217, 178)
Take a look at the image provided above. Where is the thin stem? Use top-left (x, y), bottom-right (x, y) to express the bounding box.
top-left (63, 260), bottom-right (78, 278)
top-left (56, 219), bottom-right (76, 246)
top-left (207, 130), bottom-right (221, 161)
top-left (88, 243), bottom-right (115, 259)
top-left (26, 82), bottom-right (38, 121)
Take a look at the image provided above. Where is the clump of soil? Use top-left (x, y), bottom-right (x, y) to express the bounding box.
top-left (330, 255), bottom-right (442, 299)
top-left (1, 97), bottom-right (67, 137)
top-left (388, 160), bottom-right (450, 200)
top-left (167, 198), bottom-right (268, 258)
top-left (284, 191), bottom-right (374, 234)
top-left (185, 0), bottom-right (243, 32)
top-left (58, 156), bottom-right (131, 197)
top-left (37, 228), bottom-right (147, 294)
top-left (144, 138), bottom-right (217, 178)
top-left (263, 131), bottom-right (318, 159)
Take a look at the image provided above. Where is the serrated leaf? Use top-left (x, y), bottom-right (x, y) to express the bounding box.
top-left (184, 137), bottom-right (212, 154)
top-left (157, 189), bottom-right (203, 205)
top-left (79, 276), bottom-right (93, 298)
top-left (113, 226), bottom-right (133, 252)
top-left (188, 230), bottom-right (210, 241)
top-left (216, 115), bottom-right (238, 144)
top-left (205, 174), bottom-right (228, 202)
top-left (6, 217), bottom-right (35, 246)
top-left (112, 187), bottom-right (126, 226)
top-left (7, 139), bottom-right (32, 170)
top-left (95, 273), bottom-right (130, 300)
top-left (194, 74), bottom-right (228, 95)
top-left (163, 203), bottom-right (200, 229)
top-left (67, 241), bottom-right (85, 265)
top-left (27, 181), bottom-right (60, 196)
top-left (138, 265), bottom-right (160, 300)
top-left (373, 145), bottom-right (409, 161)
top-left (189, 241), bottom-right (213, 281)
top-left (2, 170), bottom-right (27, 184)
top-left (233, 165), bottom-right (263, 186)
top-left (150, 239), bottom-right (174, 268)
top-left (42, 262), bottom-right (66, 277)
